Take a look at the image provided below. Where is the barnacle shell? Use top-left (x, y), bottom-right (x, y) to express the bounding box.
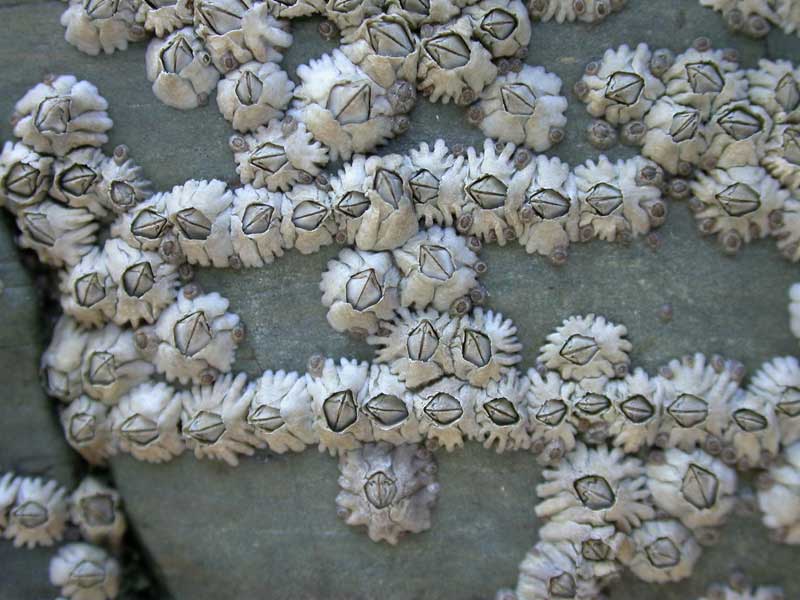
top-left (61, 0), bottom-right (142, 56)
top-left (358, 364), bottom-right (421, 445)
top-left (578, 44), bottom-right (664, 125)
top-left (42, 315), bottom-right (90, 402)
top-left (539, 314), bottom-right (632, 381)
top-left (320, 248), bottom-right (400, 335)
top-left (723, 391), bottom-right (780, 468)
top-left (386, 0), bottom-right (461, 28)
top-left (60, 247), bottom-right (115, 327)
top-left (623, 519), bottom-right (701, 583)
top-left (217, 62), bottom-right (294, 132)
top-left (606, 368), bottom-right (664, 453)
top-left (699, 581), bottom-right (786, 600)
top-left (528, 0), bottom-right (624, 23)
top-left (69, 477), bottom-right (126, 547)
top-left (336, 442), bottom-right (439, 544)
top-left (264, 0), bottom-right (326, 19)
top-left (136, 0), bottom-right (193, 37)
top-left (464, 0), bottom-right (531, 59)
top-left (367, 307), bottom-right (459, 389)
top-left (775, 0), bottom-right (800, 36)
top-left (51, 147), bottom-right (107, 216)
top-left (323, 0), bottom-right (383, 31)
top-left (757, 441), bottom-right (800, 544)
top-left (647, 448), bottom-right (737, 530)
top-left (705, 101), bottom-right (773, 169)
top-left (417, 16), bottom-right (498, 104)
top-left (281, 183), bottom-right (337, 254)
top-left (643, 96), bottom-right (711, 175)
top-left (763, 122), bottom-right (800, 194)
top-left (514, 540), bottom-right (604, 600)
top-left (0, 141), bottom-right (53, 214)
top-left (536, 443), bottom-right (654, 532)
top-left (451, 308), bottom-right (521, 387)
top-left (145, 27), bottom-right (220, 110)
top-left (249, 370), bottom-right (316, 453)
top-left (567, 377), bottom-right (616, 444)
top-left (477, 66), bottom-right (568, 152)
top-left (404, 140), bottom-right (468, 228)
top-left (110, 192), bottom-right (170, 253)
top-left (16, 200), bottom-right (98, 267)
top-left (111, 381), bottom-right (184, 463)
top-left (699, 0), bottom-right (776, 37)
top-left (61, 396), bottom-right (116, 465)
top-left (233, 120), bottom-right (328, 192)
top-left (526, 369), bottom-right (579, 463)
top-left (4, 476), bottom-right (67, 549)
top-left (749, 59), bottom-right (800, 122)
top-left (13, 75), bottom-right (112, 155)
top-left (413, 376), bottom-right (479, 451)
top-left (0, 473), bottom-right (21, 531)
top-left (749, 356), bottom-right (800, 445)
top-left (331, 154), bottom-right (418, 251)
top-left (476, 369), bottom-right (529, 452)
top-left (49, 542), bottom-right (120, 600)
top-left (229, 185), bottom-right (286, 268)
top-left (537, 521), bottom-right (627, 585)
top-left (97, 148), bottom-right (152, 214)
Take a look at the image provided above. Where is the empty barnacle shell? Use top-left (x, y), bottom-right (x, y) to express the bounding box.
top-left (358, 364), bottom-right (421, 445)
top-left (323, 0), bottom-right (383, 31)
top-left (233, 119), bottom-right (328, 192)
top-left (417, 16), bottom-right (498, 104)
top-left (0, 141), bottom-right (53, 214)
top-left (61, 0), bottom-right (141, 56)
top-left (249, 370), bottom-right (317, 453)
top-left (0, 472), bottom-right (21, 530)
top-left (385, 0), bottom-right (461, 28)
top-left (145, 27), bottom-right (220, 110)
top-left (464, 0), bottom-right (531, 59)
top-left (4, 476), bottom-right (67, 549)
top-left (229, 184), bottom-right (287, 267)
top-left (16, 200), bottom-right (98, 268)
top-left (49, 542), bottom-right (120, 600)
top-left (281, 183), bottom-right (338, 254)
top-left (749, 59), bottom-right (800, 122)
top-left (606, 368), bottom-right (664, 453)
top-left (450, 307), bottom-right (521, 387)
top-left (476, 65), bottom-right (568, 152)
top-left (61, 396), bottom-right (117, 465)
top-left (539, 314), bottom-right (632, 381)
top-left (749, 356), bottom-right (800, 445)
top-left (336, 442), bottom-right (439, 544)
top-left (42, 316), bottom-right (90, 402)
top-left (69, 476), bottom-right (126, 547)
top-left (622, 519), bottom-right (701, 583)
top-left (526, 369), bottom-right (580, 463)
top-left (723, 391), bottom-right (780, 468)
top-left (320, 248), bottom-right (400, 335)
top-left (403, 139), bottom-right (468, 228)
top-left (763, 122), bottom-right (800, 195)
top-left (757, 440), bottom-right (800, 544)
top-left (217, 62), bottom-right (294, 132)
top-left (13, 74), bottom-right (112, 155)
top-left (110, 381), bottom-right (184, 463)
top-left (643, 96), bottom-right (710, 175)
top-left (476, 369), bottom-right (529, 452)
top-left (136, 0), bottom-right (194, 37)
top-left (413, 377), bottom-right (479, 451)
top-left (705, 100), bottom-right (772, 169)
top-left (647, 447), bottom-right (737, 530)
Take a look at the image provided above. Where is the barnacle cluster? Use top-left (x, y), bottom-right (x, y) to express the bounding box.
top-left (699, 0), bottom-right (800, 38)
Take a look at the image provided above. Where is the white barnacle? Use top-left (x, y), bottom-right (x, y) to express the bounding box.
top-left (110, 192), bottom-right (170, 253)
top-left (358, 364), bottom-right (421, 445)
top-left (526, 369), bottom-right (579, 463)
top-left (698, 581), bottom-right (786, 600)
top-left (230, 184), bottom-right (287, 268)
top-left (61, 396), bottom-right (117, 465)
top-left (464, 0), bottom-right (531, 59)
top-left (528, 0), bottom-right (624, 23)
top-left (59, 247), bottom-right (115, 328)
top-left (417, 16), bottom-right (498, 105)
top-left (643, 96), bottom-right (711, 175)
top-left (50, 147), bottom-right (107, 218)
top-left (263, 0), bottom-right (326, 18)
top-left (606, 368), bottom-right (664, 453)
top-left (451, 308), bottom-right (521, 387)
top-left (61, 0), bottom-right (143, 56)
top-left (249, 369), bottom-right (316, 453)
top-left (336, 442), bottom-right (439, 545)
top-left (698, 0), bottom-right (776, 37)
top-left (0, 473), bottom-right (21, 531)
top-left (281, 183), bottom-right (338, 254)
top-left (536, 443), bottom-right (654, 532)
top-left (538, 314), bottom-right (632, 381)
top-left (331, 154), bottom-right (419, 251)
top-left (307, 357), bottom-right (371, 455)
top-left (0, 141), bottom-right (53, 214)
top-left (4, 476), bottom-right (67, 549)
top-left (69, 476), bottom-right (126, 547)
top-left (622, 519), bottom-right (701, 583)
top-left (749, 356), bottom-right (800, 445)
top-left (42, 315), bottom-right (90, 402)
top-left (403, 139), bottom-right (468, 228)
top-left (366, 307), bottom-right (458, 389)
top-left (110, 381), bottom-right (184, 463)
top-left (749, 59), bottom-right (800, 122)
top-left (763, 122), bottom-right (800, 195)
top-left (49, 542), bottom-right (120, 600)
top-left (757, 441), bottom-right (800, 544)
top-left (578, 43), bottom-right (664, 125)
top-left (514, 540), bottom-right (604, 600)
top-left (16, 200), bottom-right (98, 268)
top-left (96, 149), bottom-right (152, 215)
top-left (217, 62), bottom-right (294, 132)
top-left (568, 377), bottom-right (617, 445)
top-left (775, 0), bottom-right (800, 36)
top-left (537, 521), bottom-right (628, 585)
top-left (13, 75), bottom-right (112, 155)
top-left (647, 448), bottom-right (737, 530)
top-left (320, 248), bottom-right (400, 336)
top-left (413, 376), bottom-right (479, 451)
top-left (145, 27), bottom-right (220, 110)
top-left (705, 100), bottom-right (773, 169)
top-left (136, 0), bottom-right (193, 37)
top-left (723, 390), bottom-right (780, 468)
top-left (323, 0), bottom-right (383, 31)
top-left (385, 0), bottom-right (461, 28)
top-left (475, 369), bottom-right (529, 452)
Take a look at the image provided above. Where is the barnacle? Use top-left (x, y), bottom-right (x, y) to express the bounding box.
top-left (323, 0), bottom-right (384, 32)
top-left (514, 540), bottom-right (604, 600)
top-left (464, 0), bottom-right (531, 59)
top-left (42, 315), bottom-right (90, 402)
top-left (233, 119), bottom-right (328, 192)
top-left (690, 167), bottom-right (787, 253)
top-left (573, 155), bottom-right (666, 242)
top-left (537, 521), bottom-right (628, 584)
top-left (264, 0), bottom-right (326, 19)
top-left (97, 147), bottom-right (152, 215)
top-left (61, 0), bottom-right (144, 56)
top-left (249, 370), bottom-right (316, 453)
top-left (0, 473), bottom-right (21, 531)
top-left (320, 248), bottom-right (400, 335)
top-left (476, 65), bottom-right (568, 153)
top-left (622, 519), bottom-right (701, 583)
top-left (748, 59), bottom-right (800, 122)
top-left (180, 372), bottom-right (262, 466)
top-left (69, 477), bottom-right (126, 547)
top-left (605, 368), bottom-right (663, 453)
top-left (0, 141), bottom-right (53, 214)
top-left (386, 0), bottom-right (461, 29)
top-left (110, 381), bottom-right (185, 463)
top-left (13, 75), bottom-right (113, 155)
top-left (538, 314), bottom-right (632, 381)
top-left (358, 364), bottom-right (421, 445)
top-left (775, 0), bottom-right (800, 36)
top-left (699, 580), bottom-right (786, 600)
top-left (229, 185), bottom-right (287, 268)
top-left (723, 391), bottom-right (780, 468)
top-left (336, 442), bottom-right (439, 544)
top-left (528, 0), bottom-right (625, 23)
top-left (642, 96), bottom-right (711, 175)
top-left (763, 122), bottom-right (800, 194)
top-left (49, 542), bottom-right (120, 600)
top-left (145, 27), bottom-right (220, 110)
top-left (705, 100), bottom-right (772, 169)
top-left (791, 283), bottom-right (800, 340)
top-left (136, 0), bottom-right (193, 37)
top-left (51, 146), bottom-right (109, 217)
top-left (417, 16), bottom-right (498, 105)
top-left (748, 356), bottom-right (800, 445)
top-left (4, 476), bottom-right (67, 549)
top-left (476, 369), bottom-right (529, 452)
top-left (757, 441), bottom-right (800, 544)
top-left (413, 376), bottom-right (479, 451)
top-left (526, 369), bottom-right (579, 463)
top-left (403, 140), bottom-right (468, 228)
top-left (568, 377), bottom-right (617, 445)
top-left (217, 62), bottom-right (294, 132)
top-left (281, 183), bottom-right (338, 254)
top-left (61, 396), bottom-right (117, 465)
top-left (451, 308), bottom-right (521, 387)
top-left (16, 200), bottom-right (98, 267)
top-left (366, 307), bottom-right (459, 389)
top-left (330, 154), bottom-right (418, 250)
top-left (577, 44), bottom-right (665, 125)
top-left (536, 443), bottom-right (654, 532)
top-left (109, 192), bottom-right (170, 253)
top-left (699, 0), bottom-right (776, 37)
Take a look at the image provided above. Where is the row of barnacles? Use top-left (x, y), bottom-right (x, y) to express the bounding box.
top-left (698, 0), bottom-right (800, 38)
top-left (575, 39), bottom-right (800, 259)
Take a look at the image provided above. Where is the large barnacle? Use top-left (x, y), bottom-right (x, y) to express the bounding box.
top-left (69, 476), bottom-right (126, 547)
top-left (59, 247), bottom-right (116, 328)
top-left (464, 0), bottom-right (531, 59)
top-left (723, 391), bottom-right (780, 468)
top-left (281, 183), bottom-right (338, 254)
top-left (757, 441), bottom-right (800, 544)
top-left (49, 542), bottom-right (121, 600)
top-left (16, 200), bottom-right (98, 267)
top-left (622, 519), bottom-right (701, 583)
top-left (358, 364), bottom-right (421, 445)
top-left (249, 370), bottom-right (317, 453)
top-left (413, 377), bottom-right (479, 451)
top-left (403, 139), bottom-right (468, 228)
top-left (749, 356), bottom-right (800, 445)
top-left (526, 369), bottom-right (579, 463)
top-left (476, 369), bottom-right (530, 452)
top-left (61, 0), bottom-right (144, 56)
top-left (229, 185), bottom-right (287, 268)
top-left (50, 147), bottom-right (107, 217)
top-left (705, 100), bottom-right (772, 169)
top-left (643, 96), bottom-right (711, 175)
top-left (217, 62), bottom-right (294, 132)
top-left (61, 396), bottom-right (117, 465)
top-left (514, 540), bottom-right (604, 600)
top-left (606, 368), bottom-right (664, 453)
top-left (450, 308), bottom-right (521, 387)
top-left (0, 141), bottom-right (53, 214)
top-left (749, 59), bottom-right (800, 122)
top-left (4, 476), bottom-right (67, 549)
top-left (41, 315), bottom-right (90, 402)
top-left (109, 192), bottom-right (170, 252)
top-left (136, 0), bottom-right (193, 37)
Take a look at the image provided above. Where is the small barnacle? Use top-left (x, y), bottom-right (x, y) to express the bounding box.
top-left (642, 96), bottom-right (710, 175)
top-left (539, 314), bottom-right (632, 381)
top-left (179, 372), bottom-right (261, 466)
top-left (149, 289), bottom-right (241, 384)
top-left (0, 141), bottom-right (53, 214)
top-left (281, 183), bottom-right (338, 254)
top-left (136, 0), bottom-right (193, 37)
top-left (537, 521), bottom-right (627, 585)
top-left (699, 579), bottom-right (786, 600)
top-left (323, 0), bottom-right (383, 31)
top-left (476, 369), bottom-right (529, 452)
top-left (42, 315), bottom-right (90, 402)
top-left (622, 519), bottom-right (701, 583)
top-left (249, 370), bottom-right (317, 453)
top-left (230, 185), bottom-right (286, 268)
top-left (217, 62), bottom-right (294, 132)
top-left (307, 358), bottom-right (371, 455)
top-left (690, 167), bottom-right (788, 253)
top-left (13, 74), bottom-right (112, 155)
top-left (403, 139), bottom-right (468, 228)
top-left (763, 123), bottom-right (800, 195)
top-left (417, 16), bottom-right (498, 105)
top-left (110, 192), bottom-right (170, 252)
top-left (69, 477), bottom-right (126, 547)
top-left (647, 448), bottom-right (737, 530)
top-left (336, 442), bottom-right (439, 544)
top-left (385, 0), bottom-right (461, 29)
top-left (320, 248), bottom-right (400, 335)
top-left (97, 147), bottom-right (152, 214)
top-left (366, 307), bottom-right (459, 389)
top-left (413, 377), bottom-right (479, 451)
top-left (61, 396), bottom-right (116, 465)
top-left (61, 0), bottom-right (143, 56)
top-left (110, 381), bottom-right (184, 463)
top-left (723, 391), bottom-right (780, 468)
top-left (145, 27), bottom-right (220, 110)
top-left (450, 308), bottom-right (521, 387)
top-left (705, 100), bottom-right (773, 169)
top-left (578, 44), bottom-right (665, 125)
top-left (330, 154), bottom-right (418, 250)
top-left (528, 0), bottom-right (624, 23)
top-left (757, 441), bottom-right (800, 544)
top-left (526, 369), bottom-right (579, 463)
top-left (574, 155), bottom-right (666, 242)
top-left (606, 368), bottom-right (664, 453)
top-left (4, 476), bottom-right (67, 549)
top-left (464, 0), bottom-right (531, 59)
top-left (59, 247), bottom-right (114, 328)
top-left (233, 119), bottom-right (328, 192)
top-left (49, 542), bottom-right (120, 600)
top-left (358, 364), bottom-right (421, 445)
top-left (748, 59), bottom-right (800, 122)
top-left (17, 200), bottom-right (98, 268)
top-left (514, 540), bottom-right (604, 600)
top-left (749, 356), bottom-right (800, 445)
top-left (0, 473), bottom-right (21, 531)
